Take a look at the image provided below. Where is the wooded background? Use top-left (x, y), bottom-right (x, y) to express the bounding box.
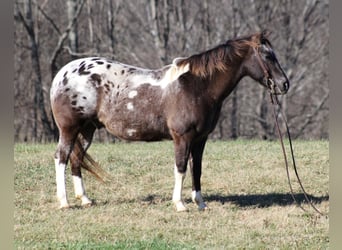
top-left (14, 0), bottom-right (329, 142)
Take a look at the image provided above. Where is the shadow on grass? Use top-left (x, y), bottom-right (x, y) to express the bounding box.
top-left (204, 192), bottom-right (329, 208)
top-left (81, 193), bottom-right (328, 210)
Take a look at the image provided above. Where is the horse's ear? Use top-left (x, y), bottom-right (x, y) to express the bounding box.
top-left (261, 29), bottom-right (271, 39)
top-left (251, 30), bottom-right (272, 45)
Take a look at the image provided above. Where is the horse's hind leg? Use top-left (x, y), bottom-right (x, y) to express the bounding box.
top-left (54, 128), bottom-right (79, 209)
top-left (70, 123), bottom-right (96, 206)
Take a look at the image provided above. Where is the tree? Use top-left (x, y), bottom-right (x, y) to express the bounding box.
top-left (15, 0), bottom-right (54, 141)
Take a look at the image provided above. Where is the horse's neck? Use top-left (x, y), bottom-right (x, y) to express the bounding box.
top-left (208, 67), bottom-right (243, 103)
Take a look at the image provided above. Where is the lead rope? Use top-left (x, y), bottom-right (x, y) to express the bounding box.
top-left (269, 91), bottom-right (325, 216)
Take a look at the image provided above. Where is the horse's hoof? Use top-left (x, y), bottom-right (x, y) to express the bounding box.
top-left (174, 201), bottom-right (188, 212)
top-left (76, 195), bottom-right (93, 207)
top-left (82, 202), bottom-right (93, 208)
top-left (59, 204), bottom-right (70, 210)
top-left (81, 198), bottom-right (93, 207)
top-left (198, 204), bottom-right (210, 211)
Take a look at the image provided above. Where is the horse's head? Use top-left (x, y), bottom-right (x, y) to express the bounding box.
top-left (244, 30), bottom-right (290, 95)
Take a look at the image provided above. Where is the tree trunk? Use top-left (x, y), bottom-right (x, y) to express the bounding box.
top-left (149, 0), bottom-right (171, 64)
top-left (107, 0), bottom-right (115, 55)
top-left (67, 0), bottom-right (79, 59)
top-left (230, 0), bottom-right (239, 139)
top-left (18, 0), bottom-right (54, 141)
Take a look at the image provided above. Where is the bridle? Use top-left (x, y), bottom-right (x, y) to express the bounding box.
top-left (253, 44), bottom-right (325, 216)
top-left (269, 94), bottom-right (325, 216)
top-left (253, 46), bottom-right (277, 94)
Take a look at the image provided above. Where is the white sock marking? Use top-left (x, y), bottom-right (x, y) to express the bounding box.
top-left (72, 175), bottom-right (92, 206)
top-left (172, 164), bottom-right (187, 211)
top-left (55, 159), bottom-right (69, 208)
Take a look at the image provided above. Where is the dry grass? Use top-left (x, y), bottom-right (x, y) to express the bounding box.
top-left (14, 140), bottom-right (329, 249)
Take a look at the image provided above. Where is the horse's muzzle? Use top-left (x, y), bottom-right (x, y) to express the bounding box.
top-left (268, 78), bottom-right (289, 95)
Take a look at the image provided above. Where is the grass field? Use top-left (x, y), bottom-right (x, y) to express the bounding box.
top-left (14, 140), bottom-right (329, 249)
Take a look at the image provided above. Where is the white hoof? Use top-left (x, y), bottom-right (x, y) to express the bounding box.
top-left (174, 200), bottom-right (188, 212)
top-left (192, 191), bottom-right (209, 211)
top-left (77, 195), bottom-right (93, 207)
top-left (58, 197), bottom-right (70, 209)
top-left (82, 199), bottom-right (93, 207)
top-left (59, 202), bottom-right (70, 209)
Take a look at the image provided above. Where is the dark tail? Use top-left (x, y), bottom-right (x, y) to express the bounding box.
top-left (70, 136), bottom-right (111, 183)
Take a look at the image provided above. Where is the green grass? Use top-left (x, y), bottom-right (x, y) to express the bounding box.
top-left (14, 140), bottom-right (329, 249)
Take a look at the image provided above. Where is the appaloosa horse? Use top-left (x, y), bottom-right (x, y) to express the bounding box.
top-left (50, 30), bottom-right (289, 211)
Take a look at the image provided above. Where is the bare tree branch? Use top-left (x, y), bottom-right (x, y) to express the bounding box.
top-left (49, 0), bottom-right (85, 77)
top-left (35, 3), bottom-right (61, 35)
top-left (294, 91), bottom-right (329, 139)
top-left (62, 46), bottom-right (95, 57)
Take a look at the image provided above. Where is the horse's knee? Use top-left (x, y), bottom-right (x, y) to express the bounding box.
top-left (175, 159), bottom-right (187, 174)
top-left (175, 152), bottom-right (189, 173)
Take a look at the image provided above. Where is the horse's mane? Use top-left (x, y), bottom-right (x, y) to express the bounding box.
top-left (176, 31), bottom-right (269, 78)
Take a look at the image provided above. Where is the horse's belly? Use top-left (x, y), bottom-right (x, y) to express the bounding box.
top-left (100, 113), bottom-right (171, 141)
top-left (105, 121), bottom-right (171, 141)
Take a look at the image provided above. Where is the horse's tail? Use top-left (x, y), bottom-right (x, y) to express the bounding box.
top-left (70, 136), bottom-right (111, 183)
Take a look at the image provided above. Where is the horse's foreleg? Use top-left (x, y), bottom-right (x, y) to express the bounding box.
top-left (172, 137), bottom-right (191, 212)
top-left (172, 164), bottom-right (187, 212)
top-left (190, 138), bottom-right (208, 211)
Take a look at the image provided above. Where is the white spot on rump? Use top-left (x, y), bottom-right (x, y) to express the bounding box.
top-left (128, 90), bottom-right (138, 99)
top-left (127, 102), bottom-right (134, 110)
top-left (72, 79), bottom-right (97, 112)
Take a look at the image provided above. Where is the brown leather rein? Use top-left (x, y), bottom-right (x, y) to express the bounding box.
top-left (253, 47), bottom-right (325, 216)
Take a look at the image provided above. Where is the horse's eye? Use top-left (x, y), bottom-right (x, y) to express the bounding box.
top-left (265, 51), bottom-right (276, 61)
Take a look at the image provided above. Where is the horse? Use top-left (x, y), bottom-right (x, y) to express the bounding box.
top-left (50, 30), bottom-right (289, 211)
